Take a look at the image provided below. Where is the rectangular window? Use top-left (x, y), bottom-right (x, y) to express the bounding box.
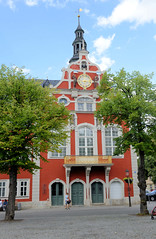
top-left (16, 180), bottom-right (29, 197)
top-left (0, 181), bottom-right (6, 197)
top-left (79, 138), bottom-right (85, 146)
top-left (79, 148), bottom-right (85, 156)
top-left (59, 147), bottom-right (66, 157)
top-left (87, 148), bottom-right (93, 156)
top-left (87, 103), bottom-right (92, 111)
top-left (49, 141), bottom-right (66, 158)
top-left (105, 127), bottom-right (119, 156)
top-left (87, 138), bottom-right (93, 146)
top-left (20, 181), bottom-right (27, 196)
top-left (78, 103), bottom-right (84, 111)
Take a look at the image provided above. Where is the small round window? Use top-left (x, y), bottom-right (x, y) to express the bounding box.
top-left (59, 98), bottom-right (68, 105)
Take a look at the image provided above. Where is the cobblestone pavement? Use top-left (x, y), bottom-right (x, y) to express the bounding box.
top-left (0, 202), bottom-right (156, 239)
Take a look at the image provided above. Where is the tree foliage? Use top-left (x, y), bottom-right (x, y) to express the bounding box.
top-left (96, 68), bottom-right (156, 214)
top-left (145, 154), bottom-right (156, 184)
top-left (0, 65), bottom-right (70, 220)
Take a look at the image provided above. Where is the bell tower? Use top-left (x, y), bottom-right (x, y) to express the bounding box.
top-left (69, 15), bottom-right (87, 63)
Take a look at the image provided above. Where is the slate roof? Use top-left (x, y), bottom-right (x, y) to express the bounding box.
top-left (37, 79), bottom-right (60, 88)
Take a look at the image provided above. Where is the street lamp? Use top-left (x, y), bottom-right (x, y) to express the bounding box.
top-left (125, 169), bottom-right (132, 207)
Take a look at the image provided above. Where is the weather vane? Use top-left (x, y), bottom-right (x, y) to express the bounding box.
top-left (77, 8), bottom-right (82, 24)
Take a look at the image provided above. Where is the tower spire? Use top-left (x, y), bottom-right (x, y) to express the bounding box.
top-left (69, 11), bottom-right (87, 63)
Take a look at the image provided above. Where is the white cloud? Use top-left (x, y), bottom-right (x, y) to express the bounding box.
top-left (154, 35), bottom-right (156, 41)
top-left (42, 0), bottom-right (69, 8)
top-left (25, 0), bottom-right (39, 6)
top-left (7, 0), bottom-right (16, 10)
top-left (98, 57), bottom-right (115, 71)
top-left (83, 8), bottom-right (90, 14)
top-left (22, 68), bottom-right (31, 74)
top-left (93, 34), bottom-right (115, 55)
top-left (97, 0), bottom-right (156, 28)
top-left (2, 0), bottom-right (87, 9)
top-left (89, 54), bottom-right (115, 71)
top-left (12, 66), bottom-right (31, 74)
top-left (89, 34), bottom-right (115, 71)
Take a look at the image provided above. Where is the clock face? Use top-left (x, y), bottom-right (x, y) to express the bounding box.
top-left (77, 74), bottom-right (92, 89)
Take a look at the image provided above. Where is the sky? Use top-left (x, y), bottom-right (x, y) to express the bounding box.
top-left (0, 0), bottom-right (156, 84)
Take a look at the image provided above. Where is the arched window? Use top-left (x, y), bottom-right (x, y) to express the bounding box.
top-left (78, 126), bottom-right (93, 156)
top-left (77, 97), bottom-right (93, 111)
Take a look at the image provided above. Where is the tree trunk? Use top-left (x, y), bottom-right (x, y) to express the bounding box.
top-left (5, 166), bottom-right (17, 221)
top-left (138, 150), bottom-right (149, 214)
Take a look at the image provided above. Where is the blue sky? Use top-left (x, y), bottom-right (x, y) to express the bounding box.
top-left (0, 0), bottom-right (156, 84)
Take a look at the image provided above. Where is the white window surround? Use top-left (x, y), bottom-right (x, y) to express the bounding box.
top-left (101, 125), bottom-right (123, 158)
top-left (16, 179), bottom-right (30, 198)
top-left (75, 96), bottom-right (96, 112)
top-left (0, 180), bottom-right (9, 198)
top-left (58, 95), bottom-right (70, 106)
top-left (70, 179), bottom-right (86, 203)
top-left (48, 137), bottom-right (71, 159)
top-left (75, 123), bottom-right (98, 156)
top-left (49, 179), bottom-right (66, 206)
top-left (90, 179), bottom-right (106, 203)
top-left (0, 179), bottom-right (30, 199)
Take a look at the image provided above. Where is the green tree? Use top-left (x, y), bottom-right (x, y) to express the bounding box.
top-left (145, 155), bottom-right (156, 184)
top-left (0, 65), bottom-right (70, 221)
top-left (96, 68), bottom-right (156, 214)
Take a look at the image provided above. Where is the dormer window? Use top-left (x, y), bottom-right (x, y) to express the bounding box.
top-left (81, 61), bottom-right (87, 70)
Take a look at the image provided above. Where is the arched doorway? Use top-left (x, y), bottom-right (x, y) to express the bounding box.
top-left (51, 182), bottom-right (64, 206)
top-left (71, 182), bottom-right (84, 205)
top-left (91, 182), bottom-right (104, 203)
top-left (110, 181), bottom-right (122, 199)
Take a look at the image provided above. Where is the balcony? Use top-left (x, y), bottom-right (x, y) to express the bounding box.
top-left (64, 155), bottom-right (112, 166)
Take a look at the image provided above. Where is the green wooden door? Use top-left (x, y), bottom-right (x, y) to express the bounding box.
top-left (51, 182), bottom-right (63, 206)
top-left (71, 182), bottom-right (84, 205)
top-left (91, 182), bottom-right (103, 203)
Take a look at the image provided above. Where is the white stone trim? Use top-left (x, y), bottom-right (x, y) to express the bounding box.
top-left (0, 179), bottom-right (9, 198)
top-left (90, 178), bottom-right (106, 204)
top-left (101, 124), bottom-right (123, 157)
top-left (130, 146), bottom-right (140, 203)
top-left (70, 179), bottom-right (86, 205)
top-left (109, 178), bottom-right (125, 199)
top-left (32, 156), bottom-right (40, 203)
top-left (49, 178), bottom-right (66, 206)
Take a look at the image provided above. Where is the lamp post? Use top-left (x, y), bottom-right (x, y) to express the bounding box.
top-left (125, 169), bottom-right (132, 207)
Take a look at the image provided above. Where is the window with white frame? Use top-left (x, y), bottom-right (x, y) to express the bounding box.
top-left (0, 181), bottom-right (6, 197)
top-left (49, 141), bottom-right (66, 158)
top-left (78, 126), bottom-right (93, 156)
top-left (16, 180), bottom-right (29, 197)
top-left (77, 97), bottom-right (93, 111)
top-left (104, 126), bottom-right (120, 155)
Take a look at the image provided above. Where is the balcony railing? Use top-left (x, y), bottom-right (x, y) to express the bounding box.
top-left (64, 155), bottom-right (112, 165)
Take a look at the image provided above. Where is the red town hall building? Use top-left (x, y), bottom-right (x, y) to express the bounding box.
top-left (0, 18), bottom-right (139, 208)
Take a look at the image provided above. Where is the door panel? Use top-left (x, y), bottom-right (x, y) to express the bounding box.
top-left (51, 182), bottom-right (63, 206)
top-left (71, 182), bottom-right (84, 205)
top-left (92, 182), bottom-right (104, 203)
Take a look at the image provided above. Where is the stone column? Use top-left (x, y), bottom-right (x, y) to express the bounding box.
top-left (85, 167), bottom-right (91, 205)
top-left (105, 167), bottom-right (111, 205)
top-left (65, 167), bottom-right (71, 194)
